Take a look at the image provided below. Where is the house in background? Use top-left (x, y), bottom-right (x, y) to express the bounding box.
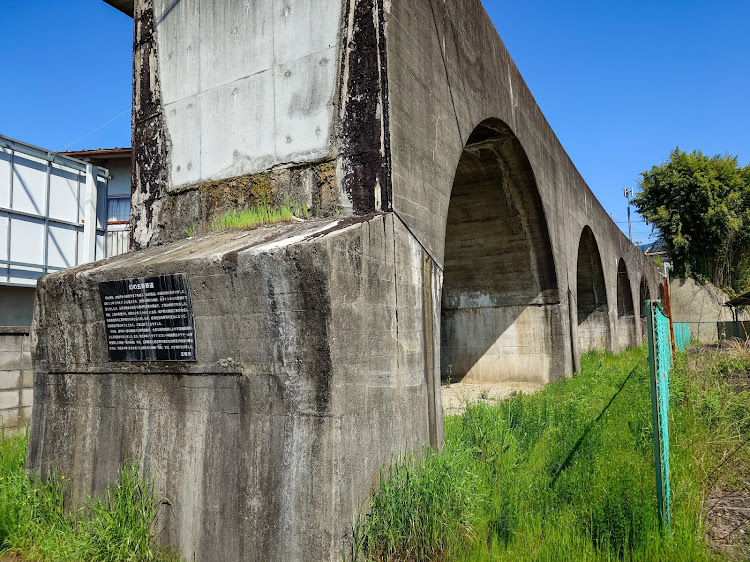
top-left (63, 147), bottom-right (132, 258)
top-left (0, 134), bottom-right (131, 326)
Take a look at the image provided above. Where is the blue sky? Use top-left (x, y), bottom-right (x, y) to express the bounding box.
top-left (2, 1), bottom-right (748, 244)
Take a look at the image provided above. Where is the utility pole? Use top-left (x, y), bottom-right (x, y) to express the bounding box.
top-left (623, 187), bottom-right (634, 242)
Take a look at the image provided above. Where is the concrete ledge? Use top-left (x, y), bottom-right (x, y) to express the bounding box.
top-left (0, 327), bottom-right (31, 335)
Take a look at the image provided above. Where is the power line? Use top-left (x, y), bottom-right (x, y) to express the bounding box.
top-left (61, 109), bottom-right (130, 150)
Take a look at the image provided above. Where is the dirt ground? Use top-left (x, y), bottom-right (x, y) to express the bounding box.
top-left (440, 381), bottom-right (542, 416)
top-left (705, 481), bottom-right (750, 560)
top-left (690, 344), bottom-right (750, 560)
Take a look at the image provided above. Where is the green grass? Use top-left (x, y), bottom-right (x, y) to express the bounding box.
top-left (348, 346), bottom-right (750, 561)
top-left (209, 202), bottom-right (307, 232)
top-left (0, 431), bottom-right (177, 561)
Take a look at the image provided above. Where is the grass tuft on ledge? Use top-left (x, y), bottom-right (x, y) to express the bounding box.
top-left (209, 202), bottom-right (308, 233)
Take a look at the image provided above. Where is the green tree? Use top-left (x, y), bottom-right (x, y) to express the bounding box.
top-left (633, 148), bottom-right (750, 294)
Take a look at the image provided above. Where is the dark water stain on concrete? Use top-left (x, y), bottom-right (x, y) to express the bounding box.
top-left (338, 0), bottom-right (392, 214)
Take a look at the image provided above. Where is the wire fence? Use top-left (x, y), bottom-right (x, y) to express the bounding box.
top-left (673, 322), bottom-right (691, 351)
top-left (646, 300), bottom-right (672, 531)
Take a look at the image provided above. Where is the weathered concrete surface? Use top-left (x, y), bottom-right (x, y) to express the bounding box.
top-left (127, 0), bottom-right (662, 369)
top-left (32, 0), bottom-right (665, 559)
top-left (576, 226), bottom-right (611, 353)
top-left (0, 327), bottom-right (32, 431)
top-left (616, 259), bottom-right (638, 350)
top-left (439, 121), bottom-right (564, 384)
top-left (130, 0), bottom-right (391, 248)
top-left (383, 0), bottom-right (660, 373)
top-left (154, 0), bottom-right (342, 189)
top-left (29, 215), bottom-right (442, 560)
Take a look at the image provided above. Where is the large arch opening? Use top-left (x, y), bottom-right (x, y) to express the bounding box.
top-left (616, 259), bottom-right (637, 350)
top-left (440, 119), bottom-right (563, 385)
top-left (576, 227), bottom-right (610, 352)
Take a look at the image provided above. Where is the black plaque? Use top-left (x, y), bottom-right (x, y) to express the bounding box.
top-left (99, 274), bottom-right (197, 362)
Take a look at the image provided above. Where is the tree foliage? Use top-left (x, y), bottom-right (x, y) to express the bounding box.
top-left (633, 148), bottom-right (750, 294)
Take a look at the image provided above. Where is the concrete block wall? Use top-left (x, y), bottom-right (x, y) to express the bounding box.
top-left (670, 277), bottom-right (750, 343)
top-left (0, 327), bottom-right (32, 431)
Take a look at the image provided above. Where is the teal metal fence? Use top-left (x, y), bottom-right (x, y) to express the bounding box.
top-left (646, 300), bottom-right (672, 531)
top-left (673, 322), bottom-right (691, 351)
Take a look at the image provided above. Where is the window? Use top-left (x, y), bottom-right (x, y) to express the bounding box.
top-left (107, 196), bottom-right (130, 223)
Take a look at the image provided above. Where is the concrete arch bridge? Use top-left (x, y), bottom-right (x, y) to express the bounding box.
top-left (29, 0), bottom-right (662, 560)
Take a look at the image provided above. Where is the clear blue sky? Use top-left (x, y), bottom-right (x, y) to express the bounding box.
top-left (2, 1), bottom-right (748, 244)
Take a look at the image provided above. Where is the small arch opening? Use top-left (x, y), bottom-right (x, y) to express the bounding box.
top-left (576, 227), bottom-right (610, 352)
top-left (616, 259), bottom-right (637, 350)
top-left (639, 277), bottom-right (651, 318)
top-left (639, 277), bottom-right (652, 343)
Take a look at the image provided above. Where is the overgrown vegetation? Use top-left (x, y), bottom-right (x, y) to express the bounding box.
top-left (347, 346), bottom-right (750, 561)
top-left (633, 148), bottom-right (750, 294)
top-left (209, 202), bottom-right (308, 232)
top-left (0, 432), bottom-right (176, 561)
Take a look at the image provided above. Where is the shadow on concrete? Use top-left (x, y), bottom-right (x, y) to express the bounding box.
top-left (576, 226), bottom-right (611, 353)
top-left (440, 118), bottom-right (564, 385)
top-left (617, 259), bottom-right (638, 349)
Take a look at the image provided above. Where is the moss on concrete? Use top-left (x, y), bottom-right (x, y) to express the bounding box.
top-left (156, 160), bottom-right (341, 243)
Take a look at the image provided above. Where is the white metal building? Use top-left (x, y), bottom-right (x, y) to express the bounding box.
top-left (63, 147), bottom-right (132, 258)
top-left (0, 135), bottom-right (131, 326)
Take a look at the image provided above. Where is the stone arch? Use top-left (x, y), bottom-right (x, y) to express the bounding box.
top-left (616, 259), bottom-right (637, 350)
top-left (576, 226), bottom-right (610, 352)
top-left (440, 118), bottom-right (564, 384)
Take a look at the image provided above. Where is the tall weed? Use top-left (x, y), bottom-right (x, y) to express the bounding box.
top-left (0, 431), bottom-right (176, 561)
top-left (349, 346), bottom-right (741, 561)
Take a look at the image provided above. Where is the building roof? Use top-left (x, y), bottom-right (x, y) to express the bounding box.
top-left (103, 0), bottom-right (133, 17)
top-left (725, 291), bottom-right (750, 308)
top-left (62, 148), bottom-right (131, 162)
top-left (641, 240), bottom-right (667, 256)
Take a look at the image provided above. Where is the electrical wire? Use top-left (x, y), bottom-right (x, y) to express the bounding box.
top-left (61, 109), bottom-right (130, 151)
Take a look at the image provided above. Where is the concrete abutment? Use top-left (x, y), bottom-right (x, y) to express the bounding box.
top-left (29, 214), bottom-right (443, 560)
